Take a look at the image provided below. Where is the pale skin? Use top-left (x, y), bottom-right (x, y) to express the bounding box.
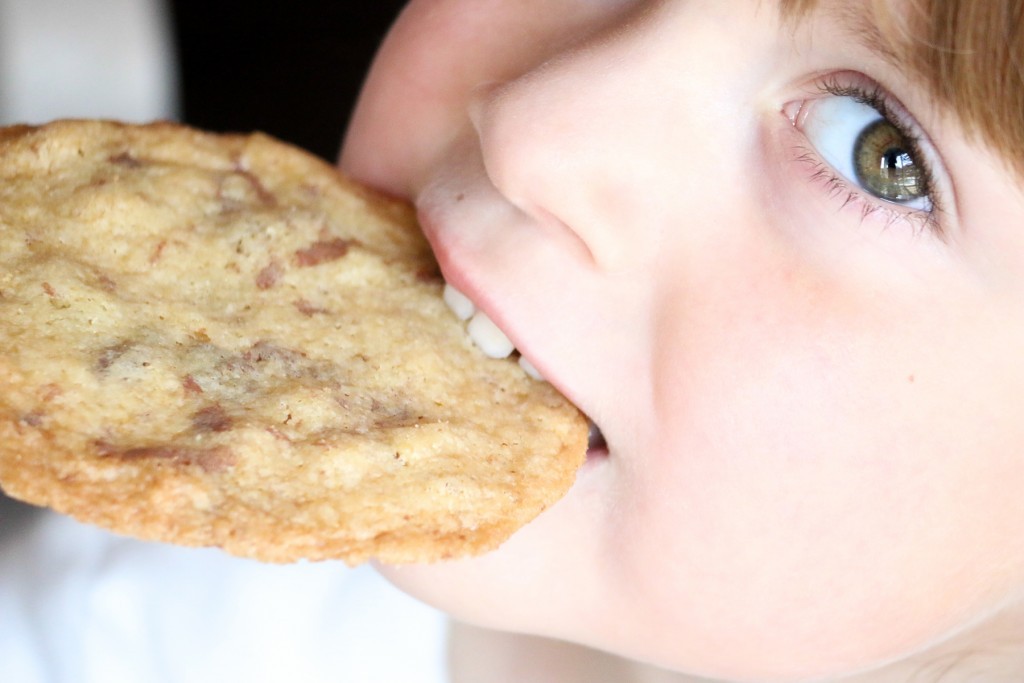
top-left (339, 1), bottom-right (1024, 681)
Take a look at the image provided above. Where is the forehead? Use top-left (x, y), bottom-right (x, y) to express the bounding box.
top-left (780, 0), bottom-right (907, 60)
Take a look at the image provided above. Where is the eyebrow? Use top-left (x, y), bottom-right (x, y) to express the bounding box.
top-left (806, 0), bottom-right (905, 68)
top-left (781, 0), bottom-right (1024, 181)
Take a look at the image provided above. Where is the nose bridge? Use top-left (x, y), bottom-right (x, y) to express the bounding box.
top-left (472, 2), bottom-right (757, 272)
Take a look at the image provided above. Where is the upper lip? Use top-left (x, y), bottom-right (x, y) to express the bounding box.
top-left (424, 234), bottom-right (525, 361)
top-left (411, 145), bottom-right (604, 448)
top-left (416, 200), bottom-right (575, 406)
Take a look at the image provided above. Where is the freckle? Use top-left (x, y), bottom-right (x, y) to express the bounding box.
top-left (455, 193), bottom-right (465, 202)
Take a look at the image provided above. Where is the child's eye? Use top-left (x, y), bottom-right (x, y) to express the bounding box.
top-left (802, 96), bottom-right (930, 211)
top-left (791, 76), bottom-right (942, 230)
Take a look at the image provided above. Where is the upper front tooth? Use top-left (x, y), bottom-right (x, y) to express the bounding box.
top-left (443, 283), bottom-right (476, 321)
top-left (467, 310), bottom-right (515, 359)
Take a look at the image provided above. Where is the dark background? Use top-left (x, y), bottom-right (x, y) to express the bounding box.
top-left (170, 1), bottom-right (408, 161)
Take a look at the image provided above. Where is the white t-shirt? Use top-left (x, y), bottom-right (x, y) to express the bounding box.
top-left (0, 507), bottom-right (451, 683)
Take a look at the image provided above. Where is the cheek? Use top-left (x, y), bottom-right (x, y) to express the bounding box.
top-left (623, 247), bottom-right (1024, 676)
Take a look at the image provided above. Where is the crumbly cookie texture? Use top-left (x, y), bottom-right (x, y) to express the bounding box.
top-left (0, 120), bottom-right (586, 564)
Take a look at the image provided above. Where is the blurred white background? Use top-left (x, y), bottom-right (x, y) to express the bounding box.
top-left (0, 0), bottom-right (179, 123)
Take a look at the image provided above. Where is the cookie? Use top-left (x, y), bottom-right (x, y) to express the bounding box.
top-left (0, 120), bottom-right (586, 564)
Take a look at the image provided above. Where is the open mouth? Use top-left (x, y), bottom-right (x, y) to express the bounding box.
top-left (444, 282), bottom-right (607, 457)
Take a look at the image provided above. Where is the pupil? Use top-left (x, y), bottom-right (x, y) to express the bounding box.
top-left (883, 149), bottom-right (909, 172)
top-left (853, 119), bottom-right (924, 203)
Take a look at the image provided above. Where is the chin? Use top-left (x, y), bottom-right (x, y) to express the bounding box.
top-left (372, 456), bottom-right (616, 637)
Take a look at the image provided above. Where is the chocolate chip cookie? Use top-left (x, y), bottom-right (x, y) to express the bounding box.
top-left (0, 120), bottom-right (586, 564)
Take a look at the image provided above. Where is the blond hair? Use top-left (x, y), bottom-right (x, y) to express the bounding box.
top-left (783, 0), bottom-right (1024, 178)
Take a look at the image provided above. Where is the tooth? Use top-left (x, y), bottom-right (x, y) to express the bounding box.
top-left (443, 283), bottom-right (476, 321)
top-left (467, 310), bottom-right (515, 359)
top-left (518, 355), bottom-right (544, 381)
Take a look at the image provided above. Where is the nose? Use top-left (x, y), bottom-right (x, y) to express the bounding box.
top-left (470, 52), bottom-right (649, 271)
top-left (342, 0), bottom-right (646, 198)
top-left (470, 2), bottom-right (761, 273)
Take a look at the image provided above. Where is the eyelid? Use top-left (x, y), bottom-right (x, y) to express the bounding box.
top-left (817, 73), bottom-right (946, 207)
top-left (786, 71), bottom-right (955, 237)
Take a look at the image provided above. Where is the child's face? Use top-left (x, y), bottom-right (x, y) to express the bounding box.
top-left (341, 1), bottom-right (1024, 680)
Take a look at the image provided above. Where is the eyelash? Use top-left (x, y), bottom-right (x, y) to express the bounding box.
top-left (801, 75), bottom-right (944, 237)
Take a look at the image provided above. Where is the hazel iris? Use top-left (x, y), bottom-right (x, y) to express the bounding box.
top-left (853, 119), bottom-right (925, 203)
